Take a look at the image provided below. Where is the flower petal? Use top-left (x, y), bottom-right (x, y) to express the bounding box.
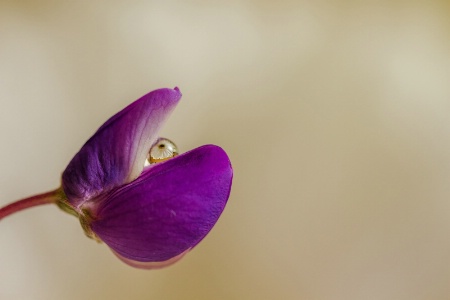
top-left (62, 88), bottom-right (181, 208)
top-left (90, 145), bottom-right (233, 264)
top-left (112, 250), bottom-right (188, 269)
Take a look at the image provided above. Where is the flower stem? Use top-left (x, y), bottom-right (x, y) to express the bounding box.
top-left (0, 189), bottom-right (61, 221)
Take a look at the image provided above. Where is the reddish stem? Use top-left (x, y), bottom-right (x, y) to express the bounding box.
top-left (0, 189), bottom-right (60, 221)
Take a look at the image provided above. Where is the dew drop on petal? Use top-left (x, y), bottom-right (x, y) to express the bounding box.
top-left (146, 138), bottom-right (179, 165)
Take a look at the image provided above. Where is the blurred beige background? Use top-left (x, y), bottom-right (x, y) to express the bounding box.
top-left (1, 1), bottom-right (450, 299)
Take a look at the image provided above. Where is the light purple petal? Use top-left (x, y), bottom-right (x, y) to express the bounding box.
top-left (112, 250), bottom-right (188, 269)
top-left (62, 88), bottom-right (181, 208)
top-left (90, 145), bottom-right (233, 263)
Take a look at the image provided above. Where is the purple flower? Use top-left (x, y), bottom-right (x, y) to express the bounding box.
top-left (59, 87), bottom-right (233, 269)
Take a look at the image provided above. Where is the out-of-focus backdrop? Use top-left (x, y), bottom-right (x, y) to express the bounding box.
top-left (1, 1), bottom-right (450, 299)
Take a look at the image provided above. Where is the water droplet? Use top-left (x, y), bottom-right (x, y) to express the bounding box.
top-left (147, 138), bottom-right (179, 164)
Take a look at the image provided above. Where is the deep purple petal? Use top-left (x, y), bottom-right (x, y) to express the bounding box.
top-left (62, 88), bottom-right (181, 208)
top-left (90, 145), bottom-right (233, 263)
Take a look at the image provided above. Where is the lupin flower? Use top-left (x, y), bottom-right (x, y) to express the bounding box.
top-left (0, 87), bottom-right (233, 269)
